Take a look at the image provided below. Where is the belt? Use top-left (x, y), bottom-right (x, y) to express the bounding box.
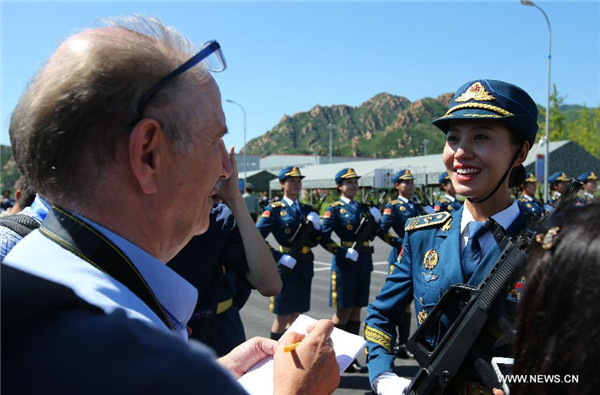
top-left (279, 245), bottom-right (311, 254)
top-left (341, 241), bottom-right (370, 248)
top-left (216, 298), bottom-right (233, 314)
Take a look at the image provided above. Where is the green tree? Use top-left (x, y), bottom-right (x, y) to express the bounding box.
top-left (567, 105), bottom-right (600, 158)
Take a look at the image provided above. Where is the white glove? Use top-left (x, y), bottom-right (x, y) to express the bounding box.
top-left (372, 372), bottom-right (411, 395)
top-left (369, 206), bottom-right (382, 223)
top-left (345, 247), bottom-right (359, 262)
top-left (306, 211), bottom-right (321, 230)
top-left (278, 254), bottom-right (297, 270)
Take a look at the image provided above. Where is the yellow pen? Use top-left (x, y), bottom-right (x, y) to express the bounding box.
top-left (283, 341), bottom-right (301, 352)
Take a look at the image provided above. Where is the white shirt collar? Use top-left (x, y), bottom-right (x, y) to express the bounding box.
top-left (444, 194), bottom-right (456, 202)
top-left (460, 200), bottom-right (520, 254)
top-left (340, 196), bottom-right (354, 205)
top-left (521, 194), bottom-right (533, 201)
top-left (283, 196), bottom-right (297, 207)
top-left (397, 196), bottom-right (409, 204)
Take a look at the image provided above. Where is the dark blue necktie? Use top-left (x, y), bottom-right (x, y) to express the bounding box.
top-left (461, 221), bottom-right (486, 281)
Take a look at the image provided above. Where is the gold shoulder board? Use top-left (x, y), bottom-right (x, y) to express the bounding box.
top-left (270, 201), bottom-right (286, 208)
top-left (405, 212), bottom-right (451, 232)
top-left (330, 201), bottom-right (344, 207)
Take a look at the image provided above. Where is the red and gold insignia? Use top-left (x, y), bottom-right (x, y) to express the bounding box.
top-left (400, 206), bottom-right (406, 212)
top-left (509, 276), bottom-right (526, 300)
top-left (397, 247), bottom-right (404, 263)
top-left (383, 208), bottom-right (392, 215)
top-left (324, 211), bottom-right (332, 218)
top-left (346, 224), bottom-right (353, 230)
top-left (434, 205), bottom-right (441, 211)
top-left (340, 208), bottom-right (347, 214)
top-left (261, 210), bottom-right (271, 218)
top-left (417, 311), bottom-right (428, 325)
top-left (455, 82), bottom-right (495, 102)
top-left (423, 249), bottom-right (439, 270)
top-left (280, 210), bottom-right (287, 217)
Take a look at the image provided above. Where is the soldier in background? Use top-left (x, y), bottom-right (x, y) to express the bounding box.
top-left (548, 171), bottom-right (569, 205)
top-left (433, 171), bottom-right (462, 213)
top-left (257, 166), bottom-right (321, 341)
top-left (517, 172), bottom-right (545, 224)
top-left (576, 171), bottom-right (598, 205)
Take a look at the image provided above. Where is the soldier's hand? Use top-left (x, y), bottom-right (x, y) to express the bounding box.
top-left (278, 254), bottom-right (297, 270)
top-left (273, 319), bottom-right (339, 395)
top-left (215, 146), bottom-right (242, 203)
top-left (306, 212), bottom-right (321, 230)
top-left (345, 248), bottom-right (359, 262)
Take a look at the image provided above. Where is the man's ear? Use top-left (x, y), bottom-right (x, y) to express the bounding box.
top-left (129, 119), bottom-right (164, 195)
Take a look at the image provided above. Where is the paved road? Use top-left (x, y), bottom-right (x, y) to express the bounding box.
top-left (240, 236), bottom-right (419, 394)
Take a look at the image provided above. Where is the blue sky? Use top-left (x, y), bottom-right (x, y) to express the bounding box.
top-left (1, 1), bottom-right (599, 152)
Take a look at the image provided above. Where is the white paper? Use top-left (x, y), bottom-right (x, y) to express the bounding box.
top-left (238, 315), bottom-right (366, 395)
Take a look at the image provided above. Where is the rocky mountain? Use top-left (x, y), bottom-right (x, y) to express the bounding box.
top-left (242, 92), bottom-right (452, 158)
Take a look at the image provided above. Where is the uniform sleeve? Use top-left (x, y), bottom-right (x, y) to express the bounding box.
top-left (256, 206), bottom-right (283, 262)
top-left (219, 222), bottom-right (250, 280)
top-left (365, 232), bottom-right (414, 383)
top-left (379, 204), bottom-right (403, 249)
top-left (319, 205), bottom-right (347, 259)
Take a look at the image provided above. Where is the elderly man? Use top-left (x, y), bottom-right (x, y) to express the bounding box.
top-left (2, 15), bottom-right (338, 394)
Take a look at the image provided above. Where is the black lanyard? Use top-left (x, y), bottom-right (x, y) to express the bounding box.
top-left (39, 206), bottom-right (173, 330)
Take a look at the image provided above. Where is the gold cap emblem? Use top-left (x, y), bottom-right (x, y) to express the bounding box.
top-left (454, 82), bottom-right (495, 102)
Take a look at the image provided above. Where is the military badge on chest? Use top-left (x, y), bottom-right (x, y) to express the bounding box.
top-left (421, 249), bottom-right (439, 282)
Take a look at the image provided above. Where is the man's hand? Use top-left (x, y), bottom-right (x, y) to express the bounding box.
top-left (306, 212), bottom-right (321, 230)
top-left (217, 337), bottom-right (278, 379)
top-left (345, 248), bottom-right (359, 262)
top-left (273, 319), bottom-right (340, 395)
top-left (369, 207), bottom-right (381, 223)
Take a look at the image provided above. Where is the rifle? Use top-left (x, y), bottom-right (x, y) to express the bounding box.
top-left (351, 191), bottom-right (387, 254)
top-left (405, 178), bottom-right (583, 395)
top-left (288, 194), bottom-right (328, 260)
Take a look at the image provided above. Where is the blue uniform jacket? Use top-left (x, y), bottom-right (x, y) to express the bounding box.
top-left (365, 205), bottom-right (527, 383)
top-left (517, 195), bottom-right (545, 224)
top-left (168, 203), bottom-right (250, 349)
top-left (380, 199), bottom-right (423, 268)
top-left (257, 200), bottom-right (321, 280)
top-left (433, 196), bottom-right (463, 213)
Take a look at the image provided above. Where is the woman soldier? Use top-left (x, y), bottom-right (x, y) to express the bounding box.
top-left (365, 79), bottom-right (537, 394)
top-left (433, 171), bottom-right (463, 213)
top-left (256, 166), bottom-right (321, 341)
top-left (320, 168), bottom-right (398, 373)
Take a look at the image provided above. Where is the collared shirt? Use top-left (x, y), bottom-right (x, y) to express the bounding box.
top-left (460, 200), bottom-right (520, 256)
top-left (444, 194), bottom-right (456, 202)
top-left (396, 195), bottom-right (416, 210)
top-left (282, 196), bottom-right (298, 209)
top-left (4, 208), bottom-right (197, 339)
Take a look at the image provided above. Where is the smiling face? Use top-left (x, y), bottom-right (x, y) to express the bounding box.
top-left (442, 119), bottom-right (525, 203)
top-left (339, 177), bottom-right (359, 199)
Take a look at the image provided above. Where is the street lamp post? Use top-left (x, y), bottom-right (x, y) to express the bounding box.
top-left (521, 0), bottom-right (552, 204)
top-left (327, 123), bottom-right (335, 164)
top-left (225, 99), bottom-right (247, 185)
top-left (422, 138), bottom-right (429, 156)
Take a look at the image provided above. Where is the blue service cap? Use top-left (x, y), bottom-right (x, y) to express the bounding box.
top-left (392, 169), bottom-right (415, 184)
top-left (278, 166), bottom-right (305, 182)
top-left (524, 172), bottom-right (538, 183)
top-left (335, 168), bottom-right (361, 184)
top-left (438, 171), bottom-right (451, 184)
top-left (577, 171), bottom-right (598, 183)
top-left (548, 171), bottom-right (569, 184)
top-left (432, 79), bottom-right (539, 146)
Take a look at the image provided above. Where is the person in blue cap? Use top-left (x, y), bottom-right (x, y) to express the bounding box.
top-left (256, 166), bottom-right (322, 341)
top-left (433, 171), bottom-right (463, 213)
top-left (576, 171), bottom-right (598, 205)
top-left (517, 172), bottom-right (545, 224)
top-left (548, 171), bottom-right (569, 207)
top-left (320, 167), bottom-right (399, 373)
top-left (365, 79), bottom-right (536, 394)
top-left (379, 169), bottom-right (425, 359)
